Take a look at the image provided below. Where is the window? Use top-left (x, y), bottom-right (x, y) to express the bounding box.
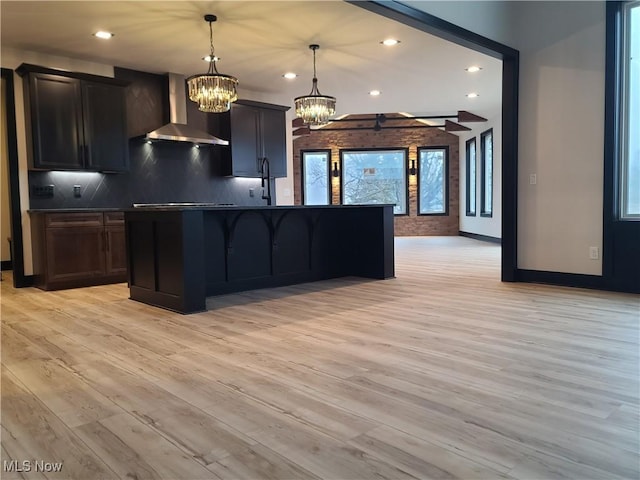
top-left (302, 150), bottom-right (331, 205)
top-left (341, 149), bottom-right (407, 215)
top-left (418, 147), bottom-right (448, 215)
top-left (621, 1), bottom-right (640, 218)
top-left (465, 138), bottom-right (477, 216)
top-left (480, 129), bottom-right (493, 217)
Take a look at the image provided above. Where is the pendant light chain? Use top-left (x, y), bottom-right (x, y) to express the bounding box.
top-left (294, 44), bottom-right (336, 126)
top-left (208, 19), bottom-right (219, 75)
top-left (312, 47), bottom-right (317, 80)
top-left (187, 13), bottom-right (238, 113)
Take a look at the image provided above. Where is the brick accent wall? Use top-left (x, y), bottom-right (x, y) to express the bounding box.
top-left (293, 115), bottom-right (460, 236)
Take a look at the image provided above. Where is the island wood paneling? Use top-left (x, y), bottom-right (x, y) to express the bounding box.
top-left (126, 206), bottom-right (395, 313)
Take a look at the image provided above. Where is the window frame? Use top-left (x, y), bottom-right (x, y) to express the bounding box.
top-left (301, 149), bottom-right (332, 206)
top-left (620, 0), bottom-right (640, 219)
top-left (465, 137), bottom-right (477, 217)
top-left (417, 146), bottom-right (449, 216)
top-left (480, 128), bottom-right (494, 218)
top-left (339, 147), bottom-right (409, 216)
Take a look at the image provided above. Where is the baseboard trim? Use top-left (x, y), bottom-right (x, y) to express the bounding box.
top-left (1, 260), bottom-right (12, 271)
top-left (13, 274), bottom-right (34, 288)
top-left (459, 231), bottom-right (502, 244)
top-left (516, 269), bottom-right (608, 291)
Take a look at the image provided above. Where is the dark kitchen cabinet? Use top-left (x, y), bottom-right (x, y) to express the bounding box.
top-left (81, 82), bottom-right (129, 171)
top-left (26, 74), bottom-right (84, 169)
top-left (17, 64), bottom-right (129, 172)
top-left (219, 100), bottom-right (289, 178)
top-left (30, 211), bottom-right (127, 290)
top-left (104, 212), bottom-right (127, 276)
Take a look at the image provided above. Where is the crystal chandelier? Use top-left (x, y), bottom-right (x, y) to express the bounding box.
top-left (294, 44), bottom-right (336, 126)
top-left (187, 14), bottom-right (238, 113)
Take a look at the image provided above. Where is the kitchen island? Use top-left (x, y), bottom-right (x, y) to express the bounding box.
top-left (125, 205), bottom-right (394, 313)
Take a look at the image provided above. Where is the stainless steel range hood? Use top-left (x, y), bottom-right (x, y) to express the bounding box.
top-left (146, 73), bottom-right (229, 146)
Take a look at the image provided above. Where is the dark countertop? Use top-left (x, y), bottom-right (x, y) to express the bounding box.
top-left (28, 208), bottom-right (126, 213)
top-left (28, 205), bottom-right (395, 213)
top-left (124, 204), bottom-right (394, 212)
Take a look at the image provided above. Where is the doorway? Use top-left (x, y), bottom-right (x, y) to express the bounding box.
top-left (1, 68), bottom-right (26, 287)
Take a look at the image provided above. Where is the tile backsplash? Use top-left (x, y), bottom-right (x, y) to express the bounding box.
top-left (28, 139), bottom-right (269, 209)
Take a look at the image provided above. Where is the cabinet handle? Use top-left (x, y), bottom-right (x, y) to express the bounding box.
top-left (104, 230), bottom-right (108, 252)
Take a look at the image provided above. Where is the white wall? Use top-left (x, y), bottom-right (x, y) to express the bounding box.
top-left (513, 1), bottom-right (605, 275)
top-left (404, 1), bottom-right (606, 275)
top-left (459, 112), bottom-right (502, 239)
top-left (1, 47), bottom-right (115, 275)
top-left (403, 1), bottom-right (515, 46)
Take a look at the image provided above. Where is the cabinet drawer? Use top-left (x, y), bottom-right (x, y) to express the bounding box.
top-left (45, 212), bottom-right (104, 228)
top-left (104, 211), bottom-right (125, 225)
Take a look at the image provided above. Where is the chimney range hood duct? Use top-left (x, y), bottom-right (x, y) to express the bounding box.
top-left (146, 73), bottom-right (229, 146)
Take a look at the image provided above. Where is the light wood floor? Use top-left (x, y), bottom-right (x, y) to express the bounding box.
top-left (1, 237), bottom-right (638, 480)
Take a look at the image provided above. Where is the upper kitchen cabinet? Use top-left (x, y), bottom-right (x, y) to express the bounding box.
top-left (17, 64), bottom-right (129, 172)
top-left (218, 100), bottom-right (289, 178)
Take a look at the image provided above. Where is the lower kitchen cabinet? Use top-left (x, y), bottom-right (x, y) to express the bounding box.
top-left (30, 211), bottom-right (127, 290)
top-left (104, 212), bottom-right (127, 276)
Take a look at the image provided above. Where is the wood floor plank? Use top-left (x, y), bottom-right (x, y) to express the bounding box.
top-left (1, 441), bottom-right (27, 480)
top-left (139, 402), bottom-right (259, 465)
top-left (5, 359), bottom-right (122, 428)
top-left (0, 368), bottom-right (118, 479)
top-left (206, 443), bottom-right (320, 480)
top-left (167, 350), bottom-right (379, 442)
top-left (349, 425), bottom-right (515, 479)
top-left (2, 237), bottom-right (638, 480)
top-left (248, 414), bottom-right (420, 480)
top-left (76, 412), bottom-right (220, 480)
top-left (67, 358), bottom-right (192, 417)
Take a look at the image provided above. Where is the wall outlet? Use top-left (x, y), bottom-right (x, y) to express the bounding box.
top-left (73, 185), bottom-right (82, 198)
top-left (529, 174), bottom-right (537, 185)
top-left (589, 246), bottom-right (599, 260)
top-left (32, 184), bottom-right (54, 197)
top-left (249, 188), bottom-right (255, 197)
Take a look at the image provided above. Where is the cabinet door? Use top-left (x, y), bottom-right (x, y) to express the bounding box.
top-left (105, 225), bottom-right (127, 276)
top-left (261, 108), bottom-right (287, 178)
top-left (82, 82), bottom-right (129, 172)
top-left (29, 74), bottom-right (83, 169)
top-left (230, 103), bottom-right (261, 177)
top-left (45, 226), bottom-right (105, 283)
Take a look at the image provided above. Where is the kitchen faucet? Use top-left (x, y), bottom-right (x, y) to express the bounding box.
top-left (261, 157), bottom-right (272, 206)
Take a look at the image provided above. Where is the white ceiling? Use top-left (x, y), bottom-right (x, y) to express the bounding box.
top-left (0, 1), bottom-right (502, 118)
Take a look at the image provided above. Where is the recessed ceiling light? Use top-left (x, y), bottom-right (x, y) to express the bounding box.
top-left (466, 92), bottom-right (480, 98)
top-left (203, 55), bottom-right (221, 62)
top-left (369, 90), bottom-right (381, 96)
top-left (466, 66), bottom-right (482, 73)
top-left (93, 31), bottom-right (113, 40)
top-left (283, 72), bottom-right (297, 79)
top-left (381, 39), bottom-right (400, 46)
